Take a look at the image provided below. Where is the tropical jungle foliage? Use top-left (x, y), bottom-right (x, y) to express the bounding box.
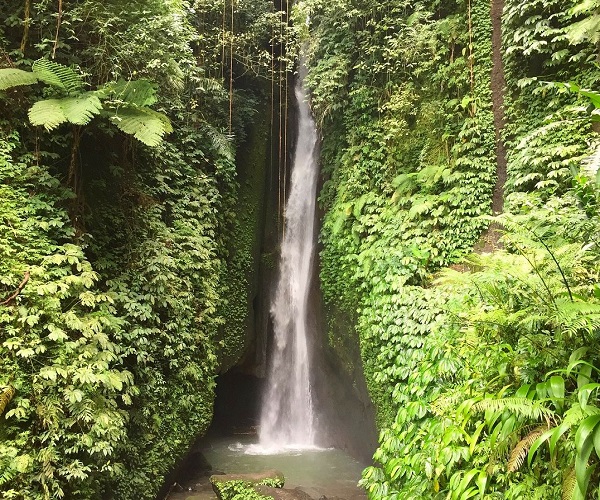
top-left (0, 0), bottom-right (290, 498)
top-left (4, 0), bottom-right (600, 498)
top-left (296, 0), bottom-right (600, 497)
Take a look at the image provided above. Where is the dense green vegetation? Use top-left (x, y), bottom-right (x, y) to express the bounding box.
top-left (298, 0), bottom-right (600, 497)
top-left (3, 0), bottom-right (600, 498)
top-left (0, 0), bottom-right (286, 498)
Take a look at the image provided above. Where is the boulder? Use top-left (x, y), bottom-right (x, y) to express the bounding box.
top-left (255, 486), bottom-right (315, 500)
top-left (210, 470), bottom-right (285, 499)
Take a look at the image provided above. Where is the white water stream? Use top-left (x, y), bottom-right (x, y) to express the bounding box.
top-left (257, 66), bottom-right (320, 452)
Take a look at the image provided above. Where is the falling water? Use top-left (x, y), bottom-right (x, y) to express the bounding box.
top-left (258, 63), bottom-right (319, 451)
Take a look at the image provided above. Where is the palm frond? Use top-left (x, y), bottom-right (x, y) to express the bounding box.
top-left (507, 426), bottom-right (548, 472)
top-left (0, 68), bottom-right (38, 90)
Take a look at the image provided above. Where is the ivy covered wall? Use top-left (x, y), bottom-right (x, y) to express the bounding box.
top-left (0, 0), bottom-right (286, 498)
top-left (300, 0), bottom-right (497, 427)
top-left (298, 0), bottom-right (600, 497)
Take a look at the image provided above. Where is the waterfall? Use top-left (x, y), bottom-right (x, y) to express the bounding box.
top-left (258, 64), bottom-right (319, 451)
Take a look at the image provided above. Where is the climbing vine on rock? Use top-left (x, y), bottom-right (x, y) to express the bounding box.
top-left (298, 0), bottom-right (496, 425)
top-left (299, 0), bottom-right (600, 498)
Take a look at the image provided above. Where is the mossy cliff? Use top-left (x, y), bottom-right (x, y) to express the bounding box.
top-left (298, 0), bottom-right (600, 497)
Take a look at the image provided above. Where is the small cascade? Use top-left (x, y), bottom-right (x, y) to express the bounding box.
top-left (258, 62), bottom-right (320, 451)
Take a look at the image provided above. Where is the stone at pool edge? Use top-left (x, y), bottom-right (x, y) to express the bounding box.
top-left (255, 485), bottom-right (317, 499)
top-left (210, 469), bottom-right (285, 498)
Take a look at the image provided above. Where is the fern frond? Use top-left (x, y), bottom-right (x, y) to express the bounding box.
top-left (507, 426), bottom-right (548, 472)
top-left (554, 299), bottom-right (600, 337)
top-left (472, 397), bottom-right (555, 423)
top-left (196, 76), bottom-right (226, 94)
top-left (28, 99), bottom-right (68, 130)
top-left (562, 466), bottom-right (576, 500)
top-left (0, 464), bottom-right (17, 486)
top-left (517, 121), bottom-right (573, 150)
top-left (28, 93), bottom-right (102, 130)
top-left (566, 14), bottom-right (600, 45)
top-left (59, 93), bottom-right (103, 125)
top-left (581, 142), bottom-right (600, 176)
top-left (202, 123), bottom-right (234, 162)
top-left (0, 385), bottom-right (15, 415)
top-left (0, 68), bottom-right (38, 90)
top-left (32, 58), bottom-right (83, 95)
top-left (100, 79), bottom-right (157, 106)
top-left (571, 0), bottom-right (600, 16)
top-left (108, 106), bottom-right (172, 147)
top-left (430, 391), bottom-right (464, 417)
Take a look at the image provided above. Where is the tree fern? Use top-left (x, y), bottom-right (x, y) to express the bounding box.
top-left (31, 58), bottom-right (83, 95)
top-left (0, 68), bottom-right (38, 91)
top-left (28, 93), bottom-right (103, 130)
top-left (99, 79), bottom-right (157, 107)
top-left (0, 59), bottom-right (172, 146)
top-left (107, 107), bottom-right (173, 147)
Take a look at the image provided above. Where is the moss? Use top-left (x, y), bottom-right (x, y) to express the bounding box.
top-left (210, 472), bottom-right (284, 500)
top-left (212, 480), bottom-right (274, 500)
top-left (217, 100), bottom-right (272, 371)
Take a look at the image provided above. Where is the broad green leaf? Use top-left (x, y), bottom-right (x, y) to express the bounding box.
top-left (579, 364), bottom-right (594, 390)
top-left (38, 367), bottom-right (57, 382)
top-left (575, 415), bottom-right (600, 494)
top-left (469, 423), bottom-right (486, 456)
top-left (528, 427), bottom-right (554, 466)
top-left (515, 384), bottom-right (532, 398)
top-left (549, 376), bottom-right (565, 411)
top-left (549, 421), bottom-right (570, 458)
top-left (578, 383), bottom-right (600, 411)
top-left (476, 470), bottom-right (487, 499)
